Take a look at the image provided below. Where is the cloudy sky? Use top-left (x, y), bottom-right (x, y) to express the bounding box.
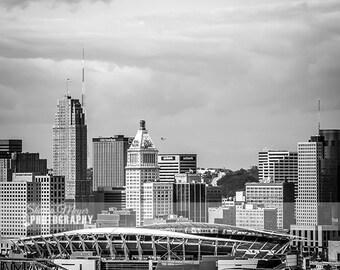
top-left (0, 0), bottom-right (339, 170)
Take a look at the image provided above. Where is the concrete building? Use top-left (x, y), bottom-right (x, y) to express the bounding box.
top-left (92, 135), bottom-right (132, 190)
top-left (158, 154), bottom-right (197, 182)
top-left (236, 204), bottom-right (277, 231)
top-left (258, 149), bottom-right (298, 189)
top-left (245, 182), bottom-right (295, 230)
top-left (53, 94), bottom-right (88, 202)
top-left (0, 173), bottom-right (66, 238)
top-left (125, 120), bottom-right (159, 227)
top-left (0, 174), bottom-right (40, 238)
top-left (142, 181), bottom-right (173, 222)
top-left (96, 208), bottom-right (136, 228)
top-left (34, 175), bottom-right (65, 235)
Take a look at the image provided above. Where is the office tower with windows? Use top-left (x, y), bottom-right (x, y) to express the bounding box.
top-left (53, 94), bottom-right (88, 202)
top-left (258, 149), bottom-right (298, 184)
top-left (0, 174), bottom-right (40, 239)
top-left (245, 182), bottom-right (295, 230)
top-left (125, 120), bottom-right (159, 227)
top-left (12, 152), bottom-right (47, 176)
top-left (291, 130), bottom-right (340, 256)
top-left (173, 181), bottom-right (207, 223)
top-left (0, 174), bottom-right (65, 238)
top-left (35, 175), bottom-right (65, 235)
top-left (93, 135), bottom-right (132, 190)
top-left (158, 154), bottom-right (197, 182)
top-left (142, 182), bottom-right (173, 222)
top-left (0, 139), bottom-right (22, 182)
top-left (0, 140), bottom-right (22, 159)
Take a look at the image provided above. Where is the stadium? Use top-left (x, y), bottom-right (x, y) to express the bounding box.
top-left (7, 222), bottom-right (298, 270)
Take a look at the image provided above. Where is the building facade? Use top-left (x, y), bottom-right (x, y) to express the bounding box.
top-left (52, 95), bottom-right (88, 202)
top-left (125, 120), bottom-right (159, 227)
top-left (291, 130), bottom-right (340, 256)
top-left (0, 139), bottom-right (22, 182)
top-left (258, 149), bottom-right (298, 186)
top-left (142, 182), bottom-right (173, 222)
top-left (236, 204), bottom-right (277, 231)
top-left (92, 136), bottom-right (132, 190)
top-left (0, 174), bottom-right (66, 239)
top-left (158, 154), bottom-right (197, 182)
top-left (12, 152), bottom-right (47, 176)
top-left (173, 182), bottom-right (207, 222)
top-left (245, 182), bottom-right (295, 230)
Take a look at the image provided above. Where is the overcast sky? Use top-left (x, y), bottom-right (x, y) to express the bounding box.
top-left (0, 0), bottom-right (339, 170)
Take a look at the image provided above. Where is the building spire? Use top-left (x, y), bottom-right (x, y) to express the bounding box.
top-left (66, 78), bottom-right (71, 97)
top-left (318, 99), bottom-right (321, 135)
top-left (81, 48), bottom-right (86, 117)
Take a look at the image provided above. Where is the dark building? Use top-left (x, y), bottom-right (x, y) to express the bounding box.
top-left (12, 152), bottom-right (47, 175)
top-left (92, 135), bottom-right (132, 190)
top-left (158, 154), bottom-right (197, 182)
top-left (319, 130), bottom-right (340, 225)
top-left (0, 140), bottom-right (22, 159)
top-left (93, 186), bottom-right (126, 220)
top-left (173, 182), bottom-right (206, 222)
top-left (206, 185), bottom-right (223, 208)
top-left (0, 140), bottom-right (22, 182)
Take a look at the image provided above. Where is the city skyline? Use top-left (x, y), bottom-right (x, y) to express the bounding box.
top-left (0, 0), bottom-right (340, 170)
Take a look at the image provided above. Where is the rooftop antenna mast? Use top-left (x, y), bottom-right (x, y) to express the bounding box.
top-left (81, 48), bottom-right (86, 120)
top-left (66, 78), bottom-right (71, 97)
top-left (318, 99), bottom-right (321, 135)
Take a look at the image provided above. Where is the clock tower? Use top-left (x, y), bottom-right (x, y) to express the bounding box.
top-left (125, 120), bottom-right (159, 226)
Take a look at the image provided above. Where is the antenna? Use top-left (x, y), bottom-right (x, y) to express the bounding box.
top-left (318, 99), bottom-right (321, 135)
top-left (81, 48), bottom-right (86, 117)
top-left (66, 78), bottom-right (72, 97)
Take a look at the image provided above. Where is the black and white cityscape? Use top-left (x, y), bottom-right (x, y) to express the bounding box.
top-left (1, 1), bottom-right (340, 270)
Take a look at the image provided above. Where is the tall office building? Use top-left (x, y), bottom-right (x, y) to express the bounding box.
top-left (291, 130), bottom-right (340, 255)
top-left (319, 130), bottom-right (340, 220)
top-left (258, 149), bottom-right (298, 184)
top-left (158, 154), bottom-right (197, 182)
top-left (53, 95), bottom-right (88, 202)
top-left (125, 120), bottom-right (159, 227)
top-left (295, 136), bottom-right (327, 226)
top-left (0, 140), bottom-right (22, 182)
top-left (92, 135), bottom-right (132, 190)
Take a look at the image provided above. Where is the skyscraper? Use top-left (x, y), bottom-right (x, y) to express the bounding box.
top-left (291, 130), bottom-right (340, 256)
top-left (125, 120), bottom-right (159, 227)
top-left (52, 94), bottom-right (88, 202)
top-left (92, 135), bottom-right (132, 190)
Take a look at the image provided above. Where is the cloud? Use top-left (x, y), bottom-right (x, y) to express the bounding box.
top-left (0, 0), bottom-right (114, 10)
top-left (0, 0), bottom-right (339, 169)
